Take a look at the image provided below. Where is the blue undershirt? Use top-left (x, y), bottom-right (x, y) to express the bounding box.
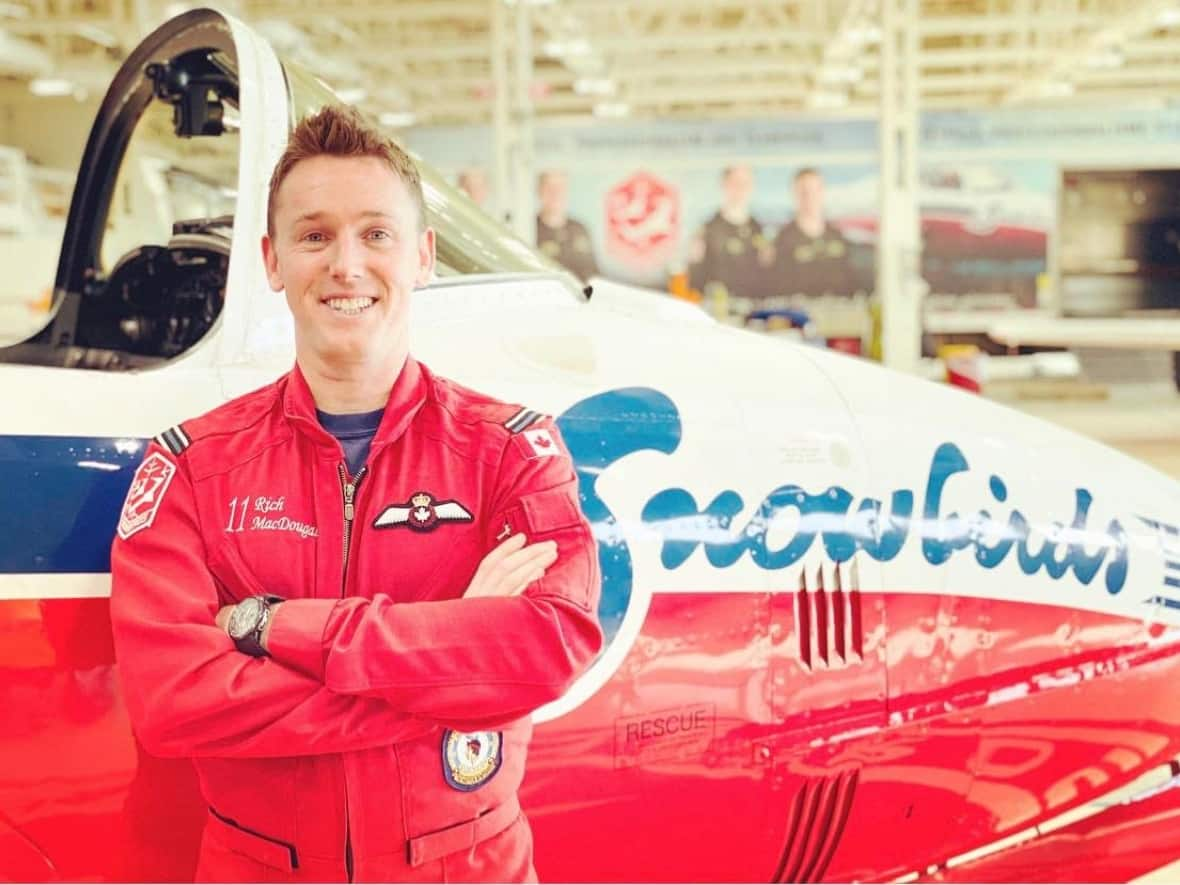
top-left (317, 407), bottom-right (385, 476)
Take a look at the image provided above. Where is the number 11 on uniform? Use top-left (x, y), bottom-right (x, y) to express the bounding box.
top-left (225, 497), bottom-right (251, 533)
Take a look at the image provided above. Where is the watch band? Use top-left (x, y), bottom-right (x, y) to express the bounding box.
top-left (233, 594), bottom-right (285, 658)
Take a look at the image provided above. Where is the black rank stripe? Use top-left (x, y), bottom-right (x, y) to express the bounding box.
top-left (504, 408), bottom-right (542, 433)
top-left (514, 411), bottom-right (543, 432)
top-left (504, 408), bottom-right (531, 432)
top-left (155, 425), bottom-right (191, 455)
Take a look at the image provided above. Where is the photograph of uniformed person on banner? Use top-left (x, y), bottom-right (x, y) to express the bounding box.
top-left (687, 163), bottom-right (772, 306)
top-left (772, 167), bottom-right (859, 296)
top-left (109, 105), bottom-right (602, 884)
top-left (457, 166), bottom-right (490, 208)
top-left (535, 169), bottom-right (599, 282)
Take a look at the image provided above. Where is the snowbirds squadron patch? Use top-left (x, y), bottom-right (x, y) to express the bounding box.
top-left (117, 453), bottom-right (177, 540)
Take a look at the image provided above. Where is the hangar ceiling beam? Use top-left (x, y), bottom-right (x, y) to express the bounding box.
top-left (569, 28), bottom-right (821, 53)
top-left (247, 0), bottom-right (488, 23)
top-left (1003, 0), bottom-right (1178, 103)
top-left (16, 0), bottom-right (1180, 128)
top-left (917, 12), bottom-right (1112, 36)
top-left (603, 57), bottom-right (822, 81)
top-left (1071, 65), bottom-right (1180, 85)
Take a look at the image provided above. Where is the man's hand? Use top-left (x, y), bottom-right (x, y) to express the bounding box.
top-left (464, 533), bottom-right (557, 599)
top-left (215, 604), bottom-right (234, 633)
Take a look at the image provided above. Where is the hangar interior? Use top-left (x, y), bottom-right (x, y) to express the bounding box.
top-left (3, 0), bottom-right (1180, 475)
top-left (8, 4), bottom-right (1180, 884)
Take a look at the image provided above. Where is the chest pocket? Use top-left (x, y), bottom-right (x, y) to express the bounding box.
top-left (206, 534), bottom-right (315, 605)
top-left (201, 484), bottom-right (320, 602)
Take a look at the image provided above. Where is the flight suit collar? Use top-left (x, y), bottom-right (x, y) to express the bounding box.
top-left (282, 357), bottom-right (428, 457)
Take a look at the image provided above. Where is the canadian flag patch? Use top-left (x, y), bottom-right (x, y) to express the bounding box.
top-left (522, 428), bottom-right (559, 458)
top-left (118, 453), bottom-right (177, 540)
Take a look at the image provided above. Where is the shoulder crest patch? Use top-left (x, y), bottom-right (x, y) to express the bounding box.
top-left (118, 453), bottom-right (177, 540)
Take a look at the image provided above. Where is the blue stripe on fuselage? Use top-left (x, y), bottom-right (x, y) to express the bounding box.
top-left (0, 435), bottom-right (147, 572)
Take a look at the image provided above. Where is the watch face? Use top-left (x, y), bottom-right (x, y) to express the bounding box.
top-left (227, 597), bottom-right (263, 640)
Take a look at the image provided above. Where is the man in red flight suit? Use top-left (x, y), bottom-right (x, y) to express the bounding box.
top-left (109, 105), bottom-right (603, 883)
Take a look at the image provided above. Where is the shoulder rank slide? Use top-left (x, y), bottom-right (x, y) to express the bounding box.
top-left (504, 407), bottom-right (544, 434)
top-left (153, 424), bottom-right (192, 456)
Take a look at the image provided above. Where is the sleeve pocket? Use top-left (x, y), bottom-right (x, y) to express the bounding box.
top-left (520, 485), bottom-right (583, 534)
top-left (519, 485), bottom-right (595, 612)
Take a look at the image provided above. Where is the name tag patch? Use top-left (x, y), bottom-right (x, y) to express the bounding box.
top-left (442, 730), bottom-right (502, 792)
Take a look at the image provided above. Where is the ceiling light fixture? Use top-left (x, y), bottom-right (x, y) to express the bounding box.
top-left (543, 38), bottom-right (591, 58)
top-left (574, 77), bottom-right (616, 96)
top-left (808, 90), bottom-right (850, 109)
top-left (1085, 47), bottom-right (1124, 69)
top-left (74, 24), bottom-right (118, 48)
top-left (818, 65), bottom-right (863, 84)
top-left (846, 24), bottom-right (882, 45)
top-left (335, 87), bottom-right (366, 104)
top-left (1039, 81), bottom-right (1075, 98)
top-left (29, 77), bottom-right (73, 96)
top-left (1158, 7), bottom-right (1180, 27)
top-left (593, 101), bottom-right (630, 118)
top-left (379, 110), bottom-right (417, 128)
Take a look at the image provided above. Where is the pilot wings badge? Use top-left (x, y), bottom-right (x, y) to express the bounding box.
top-left (373, 492), bottom-right (474, 532)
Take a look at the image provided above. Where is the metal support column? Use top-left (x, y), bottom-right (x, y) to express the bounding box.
top-left (510, 0), bottom-right (536, 243)
top-left (490, 0), bottom-right (510, 224)
top-left (877, 0), bottom-right (923, 373)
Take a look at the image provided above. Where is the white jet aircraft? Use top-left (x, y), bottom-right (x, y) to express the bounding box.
top-left (4, 9), bottom-right (1180, 883)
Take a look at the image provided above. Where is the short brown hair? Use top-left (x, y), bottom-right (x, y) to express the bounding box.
top-left (266, 104), bottom-right (427, 234)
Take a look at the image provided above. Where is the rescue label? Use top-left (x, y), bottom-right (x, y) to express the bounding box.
top-left (614, 704), bottom-right (715, 769)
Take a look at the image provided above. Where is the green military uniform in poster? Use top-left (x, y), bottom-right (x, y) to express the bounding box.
top-left (536, 170), bottom-right (599, 283)
top-left (687, 164), bottom-right (772, 304)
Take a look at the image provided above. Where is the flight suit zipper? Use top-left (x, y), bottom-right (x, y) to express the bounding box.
top-left (338, 462), bottom-right (367, 882)
top-left (339, 463), bottom-right (368, 595)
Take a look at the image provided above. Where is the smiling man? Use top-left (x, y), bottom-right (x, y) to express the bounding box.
top-left (109, 105), bottom-right (603, 883)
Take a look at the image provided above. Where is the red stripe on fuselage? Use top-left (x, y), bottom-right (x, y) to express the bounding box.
top-left (4, 592), bottom-right (1179, 883)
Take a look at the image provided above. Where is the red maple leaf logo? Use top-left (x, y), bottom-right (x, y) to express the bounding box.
top-left (604, 171), bottom-right (680, 268)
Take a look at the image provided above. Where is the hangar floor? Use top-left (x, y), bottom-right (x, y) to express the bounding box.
top-left (995, 383), bottom-right (1180, 480)
top-left (1002, 383), bottom-right (1180, 884)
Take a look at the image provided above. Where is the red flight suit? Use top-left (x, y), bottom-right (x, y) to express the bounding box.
top-left (110, 357), bottom-right (603, 882)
